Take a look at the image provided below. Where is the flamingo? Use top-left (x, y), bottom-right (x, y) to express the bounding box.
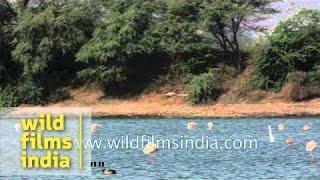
top-left (208, 122), bottom-right (213, 130)
top-left (278, 123), bottom-right (285, 131)
top-left (303, 124), bottom-right (311, 131)
top-left (268, 125), bottom-right (275, 142)
top-left (15, 123), bottom-right (22, 132)
top-left (306, 140), bottom-right (317, 163)
top-left (187, 122), bottom-right (197, 130)
top-left (306, 140), bottom-right (317, 152)
top-left (91, 124), bottom-right (101, 133)
top-left (143, 142), bottom-right (159, 154)
top-left (285, 136), bottom-right (294, 145)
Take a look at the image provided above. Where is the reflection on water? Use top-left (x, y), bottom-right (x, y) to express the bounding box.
top-left (1, 118), bottom-right (320, 179)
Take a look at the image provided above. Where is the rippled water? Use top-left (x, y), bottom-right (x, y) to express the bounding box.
top-left (2, 118), bottom-right (320, 179)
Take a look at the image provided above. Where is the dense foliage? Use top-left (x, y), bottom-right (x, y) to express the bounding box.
top-left (254, 9), bottom-right (320, 91)
top-left (202, 0), bottom-right (278, 70)
top-left (76, 1), bottom-right (161, 88)
top-left (0, 0), bottom-right (14, 82)
top-left (3, 2), bottom-right (95, 105)
top-left (12, 3), bottom-right (95, 84)
top-left (187, 64), bottom-right (237, 103)
top-left (187, 71), bottom-right (220, 104)
top-left (5, 0), bottom-right (319, 106)
top-left (0, 85), bottom-right (16, 107)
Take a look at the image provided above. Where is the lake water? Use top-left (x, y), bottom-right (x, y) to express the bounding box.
top-left (1, 118), bottom-right (320, 179)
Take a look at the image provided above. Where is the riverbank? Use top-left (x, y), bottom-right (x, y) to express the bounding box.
top-left (43, 88), bottom-right (320, 118)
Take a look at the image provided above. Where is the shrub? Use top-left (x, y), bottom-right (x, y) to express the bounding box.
top-left (48, 88), bottom-right (70, 103)
top-left (281, 82), bottom-right (315, 102)
top-left (308, 66), bottom-right (320, 86)
top-left (187, 71), bottom-right (221, 104)
top-left (281, 72), bottom-right (320, 102)
top-left (0, 85), bottom-right (17, 107)
top-left (1, 82), bottom-right (70, 106)
top-left (16, 81), bottom-right (45, 105)
top-left (219, 65), bottom-right (273, 103)
top-left (254, 9), bottom-right (320, 91)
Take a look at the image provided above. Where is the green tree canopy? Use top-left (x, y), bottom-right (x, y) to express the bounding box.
top-left (202, 0), bottom-right (279, 70)
top-left (0, 0), bottom-right (15, 83)
top-left (159, 0), bottom-right (206, 55)
top-left (9, 2), bottom-right (96, 104)
top-left (254, 9), bottom-right (320, 90)
top-left (76, 0), bottom-right (162, 86)
top-left (12, 3), bottom-right (95, 82)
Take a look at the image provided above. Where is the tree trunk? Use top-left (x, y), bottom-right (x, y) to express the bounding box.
top-left (235, 45), bottom-right (242, 71)
top-left (233, 27), bottom-right (242, 71)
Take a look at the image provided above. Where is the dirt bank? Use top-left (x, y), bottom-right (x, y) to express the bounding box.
top-left (48, 88), bottom-right (320, 118)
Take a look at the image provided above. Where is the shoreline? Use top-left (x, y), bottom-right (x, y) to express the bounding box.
top-left (91, 106), bottom-right (320, 119)
top-left (89, 101), bottom-right (320, 119)
top-left (92, 114), bottom-right (320, 119)
top-left (46, 89), bottom-right (320, 119)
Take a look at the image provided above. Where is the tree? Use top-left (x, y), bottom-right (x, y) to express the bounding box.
top-left (76, 0), bottom-right (161, 88)
top-left (12, 2), bottom-right (95, 81)
top-left (202, 0), bottom-right (279, 71)
top-left (11, 2), bottom-right (95, 103)
top-left (0, 0), bottom-right (15, 22)
top-left (0, 0), bottom-right (15, 83)
top-left (254, 9), bottom-right (320, 91)
top-left (159, 0), bottom-right (204, 55)
top-left (155, 0), bottom-right (215, 76)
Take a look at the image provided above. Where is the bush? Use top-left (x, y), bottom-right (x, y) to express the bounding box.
top-left (281, 72), bottom-right (320, 101)
top-left (281, 82), bottom-right (316, 102)
top-left (308, 66), bottom-right (320, 86)
top-left (1, 83), bottom-right (71, 106)
top-left (48, 89), bottom-right (70, 103)
top-left (16, 81), bottom-right (45, 105)
top-left (220, 67), bottom-right (269, 103)
top-left (187, 71), bottom-right (221, 104)
top-left (254, 9), bottom-right (320, 91)
top-left (0, 85), bottom-right (17, 107)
